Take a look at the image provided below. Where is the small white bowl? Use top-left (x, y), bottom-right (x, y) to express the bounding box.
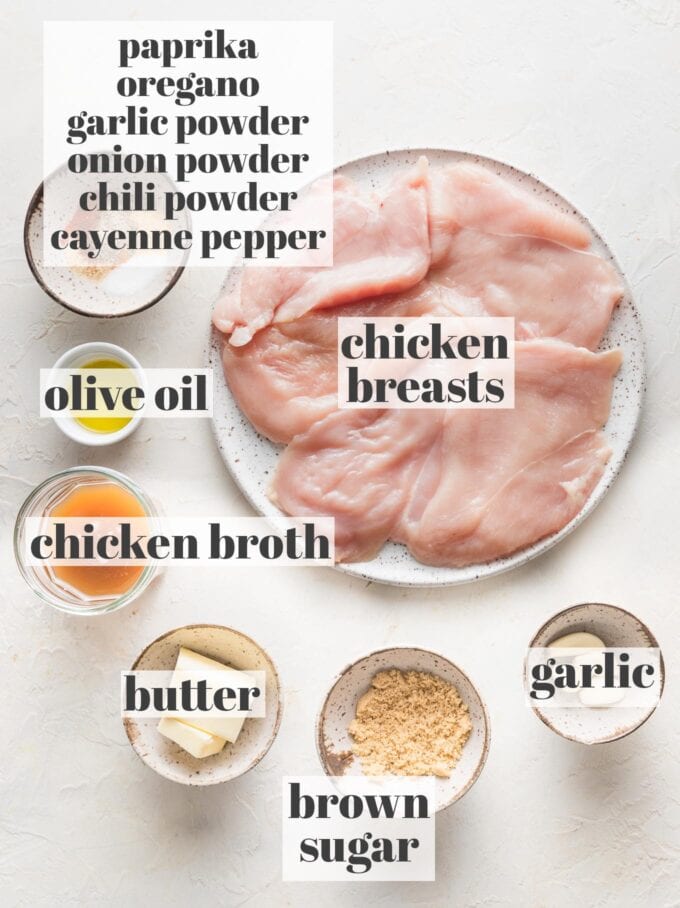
top-left (50, 342), bottom-right (144, 445)
top-left (528, 603), bottom-right (664, 745)
top-left (317, 646), bottom-right (490, 811)
top-left (124, 624), bottom-right (283, 786)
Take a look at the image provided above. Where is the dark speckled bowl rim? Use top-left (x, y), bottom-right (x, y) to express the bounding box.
top-left (526, 602), bottom-right (664, 745)
top-left (23, 173), bottom-right (186, 318)
top-left (123, 623), bottom-right (283, 786)
top-left (316, 644), bottom-right (491, 811)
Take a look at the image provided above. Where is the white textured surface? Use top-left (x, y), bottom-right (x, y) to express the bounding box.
top-left (1, 1), bottom-right (679, 905)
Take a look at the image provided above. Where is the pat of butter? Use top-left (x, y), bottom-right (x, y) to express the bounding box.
top-left (170, 646), bottom-right (255, 743)
top-left (548, 632), bottom-right (605, 653)
top-left (158, 717), bottom-right (226, 759)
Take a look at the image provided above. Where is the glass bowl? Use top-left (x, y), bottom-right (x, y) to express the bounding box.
top-left (14, 466), bottom-right (159, 615)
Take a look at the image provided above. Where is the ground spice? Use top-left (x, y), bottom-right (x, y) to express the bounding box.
top-left (348, 669), bottom-right (472, 778)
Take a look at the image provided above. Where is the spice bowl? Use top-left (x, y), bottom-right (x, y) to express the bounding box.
top-left (528, 603), bottom-right (664, 745)
top-left (317, 646), bottom-right (490, 811)
top-left (24, 161), bottom-right (188, 317)
top-left (124, 624), bottom-right (283, 786)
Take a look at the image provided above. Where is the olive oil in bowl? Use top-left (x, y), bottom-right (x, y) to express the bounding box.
top-left (50, 342), bottom-right (144, 446)
top-left (75, 357), bottom-right (133, 434)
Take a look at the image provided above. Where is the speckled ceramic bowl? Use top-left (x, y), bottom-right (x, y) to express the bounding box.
top-left (316, 646), bottom-right (490, 811)
top-left (24, 162), bottom-right (188, 317)
top-left (124, 624), bottom-right (282, 785)
top-left (528, 603), bottom-right (664, 745)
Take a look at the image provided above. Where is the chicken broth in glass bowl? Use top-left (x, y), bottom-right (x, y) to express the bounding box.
top-left (14, 467), bottom-right (159, 615)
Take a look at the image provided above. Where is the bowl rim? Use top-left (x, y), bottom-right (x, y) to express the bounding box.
top-left (13, 464), bottom-right (159, 615)
top-left (526, 602), bottom-right (665, 745)
top-left (23, 172), bottom-right (186, 318)
top-left (49, 341), bottom-right (145, 445)
top-left (315, 644), bottom-right (491, 811)
top-left (124, 623), bottom-right (283, 786)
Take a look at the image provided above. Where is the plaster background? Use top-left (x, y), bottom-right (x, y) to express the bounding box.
top-left (1, 1), bottom-right (679, 905)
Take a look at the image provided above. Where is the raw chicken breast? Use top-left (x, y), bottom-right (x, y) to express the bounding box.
top-left (396, 341), bottom-right (622, 566)
top-left (213, 158), bottom-right (626, 569)
top-left (402, 430), bottom-right (612, 566)
top-left (430, 229), bottom-right (623, 350)
top-left (427, 162), bottom-right (592, 262)
top-left (271, 408), bottom-right (444, 562)
top-left (222, 219), bottom-right (620, 442)
top-left (221, 307), bottom-right (338, 444)
top-left (221, 281), bottom-right (468, 443)
top-left (272, 341), bottom-right (622, 565)
top-left (213, 159), bottom-right (431, 346)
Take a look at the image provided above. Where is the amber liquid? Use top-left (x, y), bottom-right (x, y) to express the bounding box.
top-left (49, 481), bottom-right (146, 599)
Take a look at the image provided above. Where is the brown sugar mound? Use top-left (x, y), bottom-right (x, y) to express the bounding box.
top-left (348, 669), bottom-right (472, 778)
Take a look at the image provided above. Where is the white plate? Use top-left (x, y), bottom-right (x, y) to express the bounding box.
top-left (208, 148), bottom-right (644, 587)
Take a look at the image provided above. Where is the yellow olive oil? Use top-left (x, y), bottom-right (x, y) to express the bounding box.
top-left (75, 358), bottom-right (133, 433)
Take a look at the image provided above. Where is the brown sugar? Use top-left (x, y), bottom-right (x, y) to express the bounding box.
top-left (348, 669), bottom-right (472, 778)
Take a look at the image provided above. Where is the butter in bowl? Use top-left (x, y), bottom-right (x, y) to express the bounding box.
top-left (124, 625), bottom-right (282, 785)
top-left (156, 646), bottom-right (258, 759)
